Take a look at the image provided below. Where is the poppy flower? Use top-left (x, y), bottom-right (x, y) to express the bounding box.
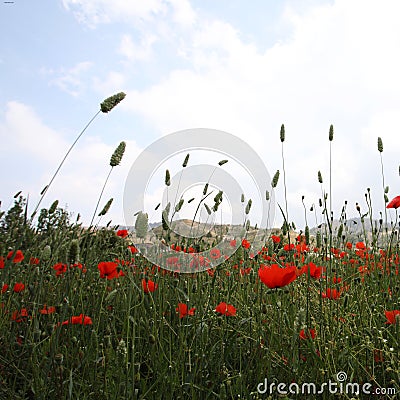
top-left (386, 195), bottom-right (400, 209)
top-left (230, 240), bottom-right (237, 247)
top-left (299, 328), bottom-right (316, 340)
top-left (176, 303), bottom-right (196, 318)
top-left (0, 257), bottom-right (4, 269)
top-left (322, 288), bottom-right (341, 299)
top-left (11, 308), bottom-right (28, 323)
top-left (53, 262), bottom-right (68, 276)
top-left (242, 239), bottom-right (250, 249)
top-left (60, 313), bottom-right (93, 326)
top-left (142, 279), bottom-right (158, 293)
top-left (1, 284), bottom-right (9, 294)
top-left (283, 243), bottom-right (295, 251)
top-left (355, 242), bottom-right (366, 250)
top-left (29, 257), bottom-right (40, 265)
top-left (116, 229), bottom-right (129, 238)
top-left (258, 263), bottom-right (297, 289)
top-left (210, 248), bottom-right (221, 259)
top-left (98, 261), bottom-right (124, 280)
top-left (13, 282), bottom-right (25, 293)
top-left (7, 250), bottom-right (24, 263)
top-left (271, 235), bottom-right (281, 244)
top-left (128, 245), bottom-right (138, 254)
top-left (385, 310), bottom-right (400, 324)
top-left (301, 262), bottom-right (324, 279)
top-left (215, 302), bottom-right (236, 316)
top-left (40, 305), bottom-right (56, 315)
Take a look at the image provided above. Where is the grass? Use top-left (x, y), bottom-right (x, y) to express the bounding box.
top-left (0, 105), bottom-right (399, 399)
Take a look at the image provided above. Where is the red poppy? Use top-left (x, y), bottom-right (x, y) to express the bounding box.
top-left (242, 239), bottom-right (250, 249)
top-left (215, 302), bottom-right (236, 316)
top-left (1, 284), bottom-right (9, 294)
top-left (7, 250), bottom-right (24, 263)
top-left (301, 262), bottom-right (324, 279)
top-left (60, 313), bottom-right (93, 326)
top-left (387, 195), bottom-right (400, 209)
top-left (53, 262), bottom-right (68, 276)
top-left (128, 245), bottom-right (138, 254)
top-left (13, 282), bottom-right (25, 293)
top-left (40, 305), bottom-right (56, 315)
top-left (283, 243), bottom-right (295, 251)
top-left (332, 276), bottom-right (342, 284)
top-left (29, 257), bottom-right (40, 265)
top-left (299, 328), bottom-right (316, 340)
top-left (0, 257), bottom-right (4, 269)
top-left (210, 248), bottom-right (221, 259)
top-left (116, 229), bottom-right (129, 238)
top-left (98, 261), bottom-right (124, 280)
top-left (322, 288), bottom-right (341, 299)
top-left (258, 263), bottom-right (297, 289)
top-left (142, 279), bottom-right (158, 293)
top-left (176, 303), bottom-right (196, 318)
top-left (230, 240), bottom-right (237, 247)
top-left (385, 310), bottom-right (400, 324)
top-left (346, 242), bottom-right (352, 250)
top-left (271, 235), bottom-right (281, 244)
top-left (11, 308), bottom-right (28, 323)
top-left (355, 242), bottom-right (366, 250)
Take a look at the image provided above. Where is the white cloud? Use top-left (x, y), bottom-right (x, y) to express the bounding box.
top-left (120, 0), bottom-right (400, 227)
top-left (0, 101), bottom-right (142, 226)
top-left (49, 61), bottom-right (93, 96)
top-left (118, 33), bottom-right (157, 63)
top-left (62, 0), bottom-right (195, 28)
top-left (92, 71), bottom-right (127, 96)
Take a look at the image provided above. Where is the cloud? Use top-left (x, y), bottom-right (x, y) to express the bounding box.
top-left (0, 101), bottom-right (142, 226)
top-left (62, 0), bottom-right (195, 28)
top-left (118, 33), bottom-right (157, 63)
top-left (120, 0), bottom-right (400, 227)
top-left (48, 61), bottom-right (93, 96)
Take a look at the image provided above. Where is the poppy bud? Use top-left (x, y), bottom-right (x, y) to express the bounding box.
top-left (245, 199), bottom-right (252, 215)
top-left (318, 171), bottom-right (323, 184)
top-left (218, 160), bottom-right (228, 166)
top-left (203, 183), bottom-right (209, 195)
top-left (265, 190), bottom-right (270, 201)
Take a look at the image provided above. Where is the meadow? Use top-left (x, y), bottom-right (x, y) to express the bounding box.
top-left (0, 94), bottom-right (399, 399)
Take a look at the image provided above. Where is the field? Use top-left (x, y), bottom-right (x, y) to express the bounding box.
top-left (0, 97), bottom-right (399, 399)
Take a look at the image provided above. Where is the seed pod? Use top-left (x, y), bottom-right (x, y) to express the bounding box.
top-left (68, 239), bottom-right (80, 264)
top-left (318, 171), bottom-right (323, 184)
top-left (98, 198), bottom-right (113, 216)
top-left (49, 200), bottom-right (59, 214)
top-left (110, 142), bottom-right (126, 167)
top-left (245, 199), bottom-right (252, 215)
top-left (280, 124), bottom-right (285, 142)
top-left (329, 125), bottom-right (334, 141)
top-left (272, 170), bottom-right (280, 188)
top-left (377, 137), bottom-right (383, 153)
top-left (165, 170), bottom-right (171, 186)
top-left (100, 92), bottom-right (126, 113)
top-left (182, 153), bottom-right (190, 167)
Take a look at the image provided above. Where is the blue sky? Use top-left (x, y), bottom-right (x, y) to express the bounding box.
top-left (1, 0), bottom-right (399, 231)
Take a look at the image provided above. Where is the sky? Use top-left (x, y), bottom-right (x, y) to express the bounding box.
top-left (1, 0), bottom-right (400, 232)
